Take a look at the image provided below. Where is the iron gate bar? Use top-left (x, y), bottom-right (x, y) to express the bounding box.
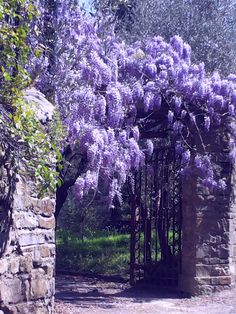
top-left (130, 141), bottom-right (182, 287)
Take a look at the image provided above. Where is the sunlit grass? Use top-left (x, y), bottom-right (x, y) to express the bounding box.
top-left (56, 228), bottom-right (130, 277)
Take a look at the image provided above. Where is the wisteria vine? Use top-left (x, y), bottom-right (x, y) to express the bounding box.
top-left (35, 0), bottom-right (236, 205)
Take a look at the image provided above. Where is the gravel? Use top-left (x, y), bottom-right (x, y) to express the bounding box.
top-left (55, 275), bottom-right (236, 314)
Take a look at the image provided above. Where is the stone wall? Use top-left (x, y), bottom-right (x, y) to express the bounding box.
top-left (179, 130), bottom-right (236, 295)
top-left (229, 168), bottom-right (236, 287)
top-left (0, 170), bottom-right (55, 313)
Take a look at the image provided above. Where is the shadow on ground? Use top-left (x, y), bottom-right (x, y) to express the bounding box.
top-left (55, 274), bottom-right (183, 310)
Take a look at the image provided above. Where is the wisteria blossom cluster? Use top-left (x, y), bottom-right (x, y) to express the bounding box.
top-left (37, 0), bottom-right (236, 203)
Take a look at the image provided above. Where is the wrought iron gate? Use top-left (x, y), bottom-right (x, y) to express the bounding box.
top-left (129, 143), bottom-right (182, 287)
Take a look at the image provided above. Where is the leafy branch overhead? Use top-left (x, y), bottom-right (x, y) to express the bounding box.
top-left (0, 0), bottom-right (63, 196)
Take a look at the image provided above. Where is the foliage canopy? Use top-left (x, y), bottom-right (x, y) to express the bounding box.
top-left (0, 0), bottom-right (61, 196)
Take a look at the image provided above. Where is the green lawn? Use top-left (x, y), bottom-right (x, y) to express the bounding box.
top-left (56, 229), bottom-right (130, 278)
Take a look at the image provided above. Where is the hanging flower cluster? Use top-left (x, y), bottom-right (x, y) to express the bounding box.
top-left (35, 0), bottom-right (236, 203)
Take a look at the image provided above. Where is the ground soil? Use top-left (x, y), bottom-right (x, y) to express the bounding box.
top-left (55, 274), bottom-right (236, 314)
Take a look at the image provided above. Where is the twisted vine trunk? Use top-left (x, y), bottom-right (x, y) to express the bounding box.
top-left (55, 145), bottom-right (88, 220)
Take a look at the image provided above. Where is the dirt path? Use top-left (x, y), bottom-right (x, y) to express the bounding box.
top-left (55, 275), bottom-right (236, 314)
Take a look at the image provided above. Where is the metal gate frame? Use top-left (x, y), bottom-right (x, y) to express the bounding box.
top-left (129, 142), bottom-right (182, 287)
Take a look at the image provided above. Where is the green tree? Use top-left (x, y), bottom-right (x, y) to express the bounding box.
top-left (0, 0), bottom-right (62, 196)
top-left (93, 0), bottom-right (236, 75)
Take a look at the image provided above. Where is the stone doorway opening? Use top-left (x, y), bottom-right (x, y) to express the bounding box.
top-left (129, 139), bottom-right (182, 288)
top-left (56, 138), bottom-right (183, 290)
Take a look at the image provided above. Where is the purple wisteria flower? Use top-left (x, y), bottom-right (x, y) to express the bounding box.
top-left (204, 116), bottom-right (211, 131)
top-left (168, 110), bottom-right (174, 125)
top-left (181, 150), bottom-right (190, 165)
top-left (74, 178), bottom-right (85, 200)
top-left (146, 140), bottom-right (154, 157)
top-left (47, 1), bottom-right (236, 202)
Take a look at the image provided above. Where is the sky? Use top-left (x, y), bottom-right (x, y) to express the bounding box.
top-left (78, 0), bottom-right (93, 12)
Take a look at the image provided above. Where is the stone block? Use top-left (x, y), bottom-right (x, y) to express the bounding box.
top-left (14, 213), bottom-right (38, 229)
top-left (0, 258), bottom-right (9, 274)
top-left (0, 278), bottom-right (22, 304)
top-left (39, 245), bottom-right (54, 258)
top-left (40, 197), bottom-right (55, 217)
top-left (16, 302), bottom-right (49, 314)
top-left (30, 274), bottom-right (48, 299)
top-left (10, 257), bottom-right (20, 274)
top-left (13, 194), bottom-right (25, 211)
top-left (18, 231), bottom-right (45, 247)
top-left (232, 245), bottom-right (236, 256)
top-left (34, 246), bottom-right (41, 261)
top-left (41, 246), bottom-right (50, 258)
top-left (195, 277), bottom-right (212, 285)
top-left (19, 255), bottom-right (33, 273)
top-left (38, 216), bottom-right (55, 229)
top-left (203, 257), bottom-right (229, 265)
top-left (31, 276), bottom-right (48, 299)
top-left (229, 233), bottom-right (236, 245)
top-left (34, 245), bottom-right (54, 261)
top-left (211, 276), bottom-right (232, 285)
top-left (195, 276), bottom-right (232, 286)
top-left (212, 266), bottom-right (230, 276)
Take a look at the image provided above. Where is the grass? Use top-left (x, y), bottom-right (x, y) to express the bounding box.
top-left (56, 228), bottom-right (179, 279)
top-left (56, 229), bottom-right (130, 278)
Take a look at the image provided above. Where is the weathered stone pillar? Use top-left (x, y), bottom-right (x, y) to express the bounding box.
top-left (0, 89), bottom-right (57, 312)
top-left (0, 170), bottom-right (56, 313)
top-left (179, 135), bottom-right (236, 295)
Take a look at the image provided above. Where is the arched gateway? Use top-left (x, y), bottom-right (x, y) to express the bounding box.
top-left (0, 99), bottom-right (236, 313)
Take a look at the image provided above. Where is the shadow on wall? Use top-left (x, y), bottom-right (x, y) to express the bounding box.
top-left (0, 200), bottom-right (12, 257)
top-left (0, 147), bottom-right (16, 258)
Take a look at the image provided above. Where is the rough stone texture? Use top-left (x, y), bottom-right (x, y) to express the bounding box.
top-left (179, 129), bottom-right (236, 296)
top-left (0, 171), bottom-right (55, 313)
